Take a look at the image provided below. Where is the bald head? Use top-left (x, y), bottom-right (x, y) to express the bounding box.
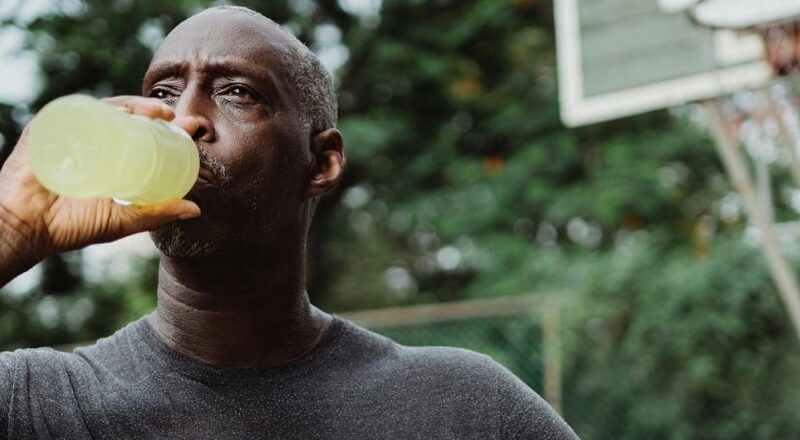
top-left (160, 5), bottom-right (337, 135)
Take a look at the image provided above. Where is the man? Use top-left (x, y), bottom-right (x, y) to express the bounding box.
top-left (0, 6), bottom-right (578, 439)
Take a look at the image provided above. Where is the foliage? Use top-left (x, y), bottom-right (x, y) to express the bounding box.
top-left (560, 235), bottom-right (800, 439)
top-left (313, 0), bottom-right (734, 311)
top-left (0, 0), bottom-right (798, 438)
top-left (0, 252), bottom-right (158, 350)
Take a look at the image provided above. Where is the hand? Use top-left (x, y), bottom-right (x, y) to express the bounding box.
top-left (0, 96), bottom-right (201, 268)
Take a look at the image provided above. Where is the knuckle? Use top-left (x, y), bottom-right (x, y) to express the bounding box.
top-left (102, 96), bottom-right (170, 119)
top-left (101, 95), bottom-right (135, 105)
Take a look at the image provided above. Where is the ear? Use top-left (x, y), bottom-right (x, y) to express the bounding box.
top-left (307, 128), bottom-right (346, 198)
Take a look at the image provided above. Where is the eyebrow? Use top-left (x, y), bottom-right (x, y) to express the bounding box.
top-left (142, 60), bottom-right (277, 91)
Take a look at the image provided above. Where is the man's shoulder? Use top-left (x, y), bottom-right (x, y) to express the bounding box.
top-left (337, 319), bottom-right (579, 439)
top-left (338, 316), bottom-right (491, 363)
top-left (0, 316), bottom-right (146, 387)
top-left (337, 317), bottom-right (522, 390)
top-left (0, 345), bottom-right (74, 374)
top-left (400, 343), bottom-right (497, 369)
top-left (0, 346), bottom-right (87, 415)
top-left (396, 343), bottom-right (507, 384)
top-left (74, 316), bottom-right (146, 359)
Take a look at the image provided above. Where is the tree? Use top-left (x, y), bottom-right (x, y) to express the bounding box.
top-left (0, 1), bottom-right (798, 438)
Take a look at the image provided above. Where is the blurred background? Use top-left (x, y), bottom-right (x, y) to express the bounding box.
top-left (1, 0), bottom-right (800, 438)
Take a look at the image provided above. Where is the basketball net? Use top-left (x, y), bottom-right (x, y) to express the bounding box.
top-left (762, 21), bottom-right (800, 76)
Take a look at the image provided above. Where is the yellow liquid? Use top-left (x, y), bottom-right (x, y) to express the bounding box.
top-left (26, 95), bottom-right (199, 205)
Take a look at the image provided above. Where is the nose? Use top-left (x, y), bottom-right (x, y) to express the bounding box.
top-left (187, 116), bottom-right (214, 142)
top-left (173, 89), bottom-right (215, 143)
top-left (172, 116), bottom-right (214, 143)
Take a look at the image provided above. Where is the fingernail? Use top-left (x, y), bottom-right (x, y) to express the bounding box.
top-left (177, 203), bottom-right (201, 220)
top-left (178, 211), bottom-right (200, 220)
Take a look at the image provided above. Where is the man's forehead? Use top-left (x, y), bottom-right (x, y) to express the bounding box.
top-left (150, 9), bottom-right (291, 71)
top-left (144, 57), bottom-right (275, 87)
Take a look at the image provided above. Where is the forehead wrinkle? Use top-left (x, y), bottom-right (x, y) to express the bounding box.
top-left (143, 61), bottom-right (186, 88)
top-left (149, 10), bottom-right (304, 92)
top-left (147, 58), bottom-right (271, 79)
top-left (144, 57), bottom-right (284, 93)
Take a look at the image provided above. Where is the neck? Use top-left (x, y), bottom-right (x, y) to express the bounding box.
top-left (149, 250), bottom-right (332, 367)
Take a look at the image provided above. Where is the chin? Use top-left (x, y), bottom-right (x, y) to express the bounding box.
top-left (150, 221), bottom-right (217, 258)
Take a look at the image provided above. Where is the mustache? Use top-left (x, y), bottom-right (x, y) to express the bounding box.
top-left (196, 144), bottom-right (230, 186)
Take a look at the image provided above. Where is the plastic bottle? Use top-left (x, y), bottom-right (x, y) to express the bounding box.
top-left (25, 94), bottom-right (199, 205)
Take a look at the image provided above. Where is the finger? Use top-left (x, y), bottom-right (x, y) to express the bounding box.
top-left (2, 125), bottom-right (35, 179)
top-left (111, 198), bottom-right (201, 237)
top-left (102, 96), bottom-right (174, 121)
top-left (159, 105), bottom-right (176, 121)
top-left (101, 95), bottom-right (139, 107)
top-left (125, 101), bottom-right (174, 121)
top-left (9, 124), bottom-right (31, 156)
top-left (172, 116), bottom-right (200, 137)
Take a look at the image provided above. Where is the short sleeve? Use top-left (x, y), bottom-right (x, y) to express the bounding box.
top-left (490, 359), bottom-right (579, 439)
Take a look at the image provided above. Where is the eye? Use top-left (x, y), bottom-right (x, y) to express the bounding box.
top-left (221, 85), bottom-right (259, 102)
top-left (227, 86), bottom-right (249, 96)
top-left (148, 87), bottom-right (177, 100)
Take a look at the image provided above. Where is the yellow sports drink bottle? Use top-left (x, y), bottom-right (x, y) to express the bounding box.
top-left (26, 94), bottom-right (199, 205)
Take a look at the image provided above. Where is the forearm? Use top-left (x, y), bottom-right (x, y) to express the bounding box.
top-left (0, 204), bottom-right (41, 287)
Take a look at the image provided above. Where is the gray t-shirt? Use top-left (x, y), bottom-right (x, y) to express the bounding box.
top-left (0, 314), bottom-right (578, 439)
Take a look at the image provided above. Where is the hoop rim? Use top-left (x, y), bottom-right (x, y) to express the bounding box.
top-left (688, 0), bottom-right (800, 30)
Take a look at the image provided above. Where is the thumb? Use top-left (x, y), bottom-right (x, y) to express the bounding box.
top-left (111, 198), bottom-right (201, 236)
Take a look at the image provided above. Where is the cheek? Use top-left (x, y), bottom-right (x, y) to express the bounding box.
top-left (226, 131), bottom-right (309, 199)
top-left (212, 107), bottom-right (310, 194)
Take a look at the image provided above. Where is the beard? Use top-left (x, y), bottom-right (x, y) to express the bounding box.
top-left (150, 221), bottom-right (215, 258)
top-left (151, 144), bottom-right (234, 258)
top-left (149, 193), bottom-right (276, 260)
top-left (148, 152), bottom-right (308, 260)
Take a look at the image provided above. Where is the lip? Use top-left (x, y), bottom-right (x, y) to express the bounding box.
top-left (197, 168), bottom-right (216, 185)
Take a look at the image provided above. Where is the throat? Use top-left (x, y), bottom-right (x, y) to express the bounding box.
top-left (150, 259), bottom-right (332, 367)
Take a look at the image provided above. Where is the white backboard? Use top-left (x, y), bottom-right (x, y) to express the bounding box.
top-left (555, 0), bottom-right (774, 127)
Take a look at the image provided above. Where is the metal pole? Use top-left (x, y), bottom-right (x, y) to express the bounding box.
top-left (754, 154), bottom-right (774, 224)
top-left (703, 99), bottom-right (800, 342)
top-left (763, 90), bottom-right (800, 189)
top-left (542, 300), bottom-right (563, 414)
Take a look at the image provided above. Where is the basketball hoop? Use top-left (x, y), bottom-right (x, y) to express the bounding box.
top-left (556, 0), bottom-right (800, 341)
top-left (689, 0), bottom-right (800, 75)
top-left (679, 0), bottom-right (800, 340)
